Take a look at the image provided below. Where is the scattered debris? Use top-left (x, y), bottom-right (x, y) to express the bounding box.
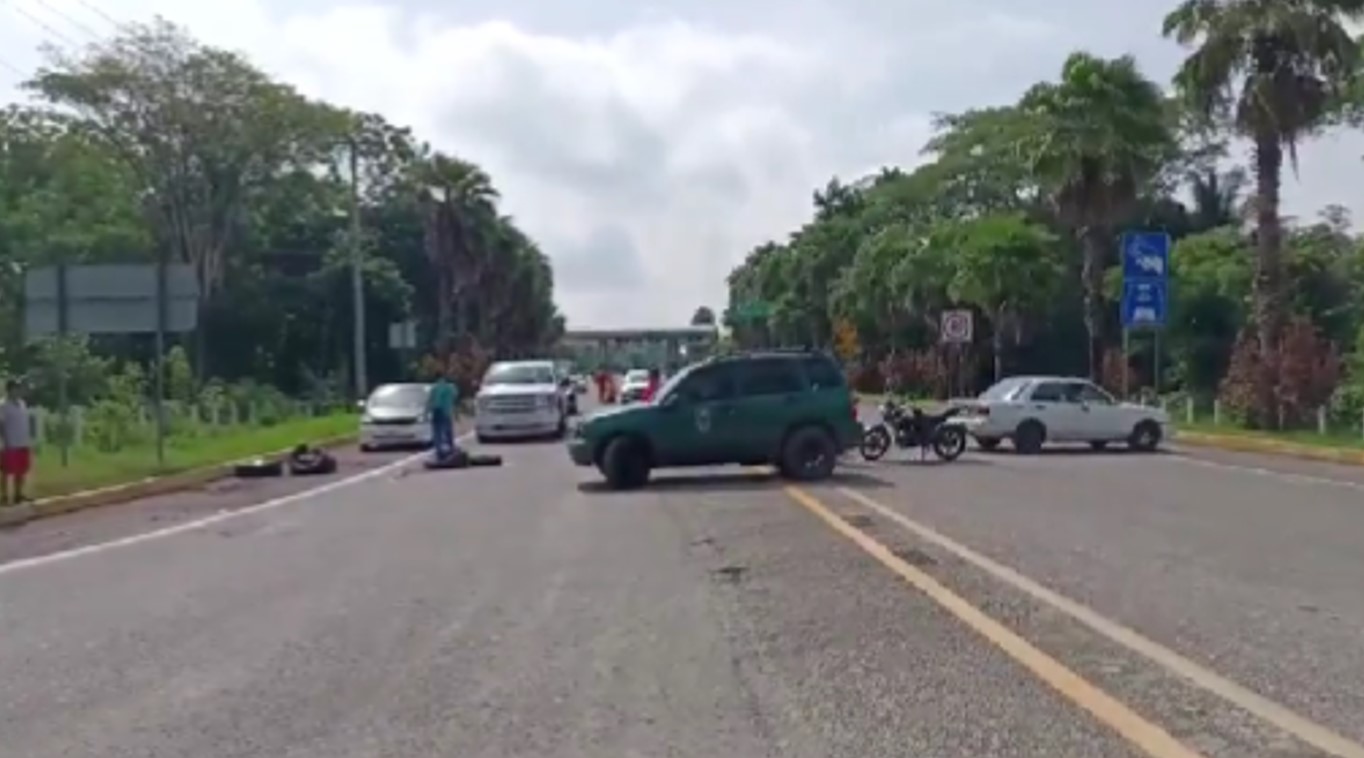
top-left (711, 565), bottom-right (747, 584)
top-left (893, 547), bottom-right (936, 567)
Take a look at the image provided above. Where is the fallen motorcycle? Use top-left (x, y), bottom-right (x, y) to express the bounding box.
top-left (859, 398), bottom-right (968, 462)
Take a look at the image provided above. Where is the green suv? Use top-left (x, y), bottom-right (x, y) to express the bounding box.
top-left (567, 350), bottom-right (861, 489)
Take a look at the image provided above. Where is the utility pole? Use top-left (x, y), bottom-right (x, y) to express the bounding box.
top-left (348, 137), bottom-right (368, 400)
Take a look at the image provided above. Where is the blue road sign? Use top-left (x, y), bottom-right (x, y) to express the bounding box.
top-left (1121, 280), bottom-right (1167, 328)
top-left (1121, 231), bottom-right (1170, 281)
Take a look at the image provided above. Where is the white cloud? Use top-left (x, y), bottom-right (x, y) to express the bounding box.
top-left (4, 0), bottom-right (1364, 328)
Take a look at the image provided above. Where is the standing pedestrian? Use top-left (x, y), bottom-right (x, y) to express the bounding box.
top-left (642, 367), bottom-right (662, 403)
top-left (1, 380), bottom-right (33, 506)
top-left (428, 370), bottom-right (459, 457)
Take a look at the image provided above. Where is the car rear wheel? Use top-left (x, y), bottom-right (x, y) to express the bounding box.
top-left (1013, 420), bottom-right (1046, 454)
top-left (779, 426), bottom-right (838, 482)
top-left (600, 437), bottom-right (651, 490)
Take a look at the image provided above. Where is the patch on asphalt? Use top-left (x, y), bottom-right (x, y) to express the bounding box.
top-left (710, 565), bottom-right (747, 584)
top-left (892, 547), bottom-right (937, 567)
top-left (843, 514), bottom-right (874, 528)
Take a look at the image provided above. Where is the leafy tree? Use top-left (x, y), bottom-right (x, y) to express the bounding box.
top-left (935, 214), bottom-right (1064, 380)
top-left (1164, 0), bottom-right (1364, 424)
top-left (1018, 52), bottom-right (1176, 379)
top-left (690, 306), bottom-right (716, 326)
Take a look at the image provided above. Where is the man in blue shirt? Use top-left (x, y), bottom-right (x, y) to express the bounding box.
top-left (428, 371), bottom-right (459, 457)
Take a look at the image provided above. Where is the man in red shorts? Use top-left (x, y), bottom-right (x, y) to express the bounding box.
top-left (1, 379), bottom-right (32, 506)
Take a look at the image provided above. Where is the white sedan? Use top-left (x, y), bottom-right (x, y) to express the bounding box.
top-left (618, 369), bottom-right (652, 404)
top-left (359, 383), bottom-right (433, 451)
top-left (956, 375), bottom-right (1170, 453)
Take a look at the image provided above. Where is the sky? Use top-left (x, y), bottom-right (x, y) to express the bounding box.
top-left (3, 0), bottom-right (1364, 330)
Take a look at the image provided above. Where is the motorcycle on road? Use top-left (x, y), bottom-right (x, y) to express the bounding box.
top-left (859, 398), bottom-right (968, 462)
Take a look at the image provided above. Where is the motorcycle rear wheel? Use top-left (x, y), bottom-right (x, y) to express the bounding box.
top-left (859, 425), bottom-right (892, 461)
top-left (932, 426), bottom-right (968, 461)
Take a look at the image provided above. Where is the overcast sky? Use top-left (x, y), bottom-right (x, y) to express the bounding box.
top-left (3, 0), bottom-right (1364, 329)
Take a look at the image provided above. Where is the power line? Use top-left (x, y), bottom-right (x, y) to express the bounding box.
top-left (69, 0), bottom-right (120, 29)
top-left (0, 54), bottom-right (24, 76)
top-left (30, 0), bottom-right (103, 40)
top-left (0, 0), bottom-right (81, 48)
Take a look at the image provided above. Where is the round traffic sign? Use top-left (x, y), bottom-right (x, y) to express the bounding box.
top-left (940, 310), bottom-right (972, 342)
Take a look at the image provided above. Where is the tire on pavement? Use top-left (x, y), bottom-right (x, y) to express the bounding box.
top-left (1128, 420), bottom-right (1162, 452)
top-left (778, 425), bottom-right (838, 482)
top-left (599, 436), bottom-right (651, 490)
top-left (1013, 420), bottom-right (1046, 455)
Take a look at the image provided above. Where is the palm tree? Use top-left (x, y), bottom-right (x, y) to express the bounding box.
top-left (1163, 0), bottom-right (1364, 424)
top-left (417, 153), bottom-right (498, 357)
top-left (1019, 52), bottom-right (1175, 379)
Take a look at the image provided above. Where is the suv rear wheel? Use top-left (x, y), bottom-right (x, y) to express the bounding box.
top-left (778, 426), bottom-right (837, 482)
top-left (599, 436), bottom-right (651, 490)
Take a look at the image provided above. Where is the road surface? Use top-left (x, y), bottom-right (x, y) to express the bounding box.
top-left (2, 405), bottom-right (1362, 757)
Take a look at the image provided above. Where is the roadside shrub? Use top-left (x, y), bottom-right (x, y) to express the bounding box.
top-left (878, 348), bottom-right (947, 398)
top-left (1219, 316), bottom-right (1340, 428)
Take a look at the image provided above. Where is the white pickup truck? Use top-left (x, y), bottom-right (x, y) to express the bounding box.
top-left (955, 375), bottom-right (1169, 453)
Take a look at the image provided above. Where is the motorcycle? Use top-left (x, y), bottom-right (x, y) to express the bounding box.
top-left (859, 398), bottom-right (968, 462)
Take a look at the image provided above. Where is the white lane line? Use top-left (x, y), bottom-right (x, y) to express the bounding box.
top-left (837, 486), bottom-right (1364, 758)
top-left (1167, 453), bottom-right (1364, 493)
top-left (986, 447), bottom-right (1364, 493)
top-left (0, 434), bottom-right (471, 577)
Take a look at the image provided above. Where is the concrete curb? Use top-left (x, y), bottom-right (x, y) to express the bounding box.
top-left (0, 434), bottom-right (359, 529)
top-left (1174, 430), bottom-right (1364, 466)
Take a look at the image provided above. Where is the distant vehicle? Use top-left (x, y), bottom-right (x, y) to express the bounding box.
top-left (475, 360), bottom-right (567, 442)
top-left (956, 375), bottom-right (1169, 454)
top-left (359, 383), bottom-right (433, 451)
top-left (567, 350), bottom-right (861, 489)
top-left (619, 369), bottom-right (652, 404)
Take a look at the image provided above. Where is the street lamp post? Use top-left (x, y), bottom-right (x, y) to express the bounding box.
top-left (347, 137), bottom-right (367, 400)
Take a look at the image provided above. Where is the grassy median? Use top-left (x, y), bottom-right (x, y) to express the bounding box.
top-left (22, 412), bottom-right (358, 500)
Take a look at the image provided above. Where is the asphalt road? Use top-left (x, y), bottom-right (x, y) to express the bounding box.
top-left (2, 401), bottom-right (1362, 757)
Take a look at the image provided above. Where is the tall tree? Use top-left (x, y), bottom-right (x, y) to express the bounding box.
top-left (25, 19), bottom-right (327, 378)
top-left (690, 306), bottom-right (716, 326)
top-left (417, 153), bottom-right (499, 357)
top-left (1018, 51), bottom-right (1176, 379)
top-left (936, 214), bottom-right (1065, 380)
top-left (1163, 0), bottom-right (1364, 424)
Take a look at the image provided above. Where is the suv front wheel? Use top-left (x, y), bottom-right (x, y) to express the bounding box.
top-left (599, 436), bottom-right (651, 490)
top-left (778, 426), bottom-right (838, 482)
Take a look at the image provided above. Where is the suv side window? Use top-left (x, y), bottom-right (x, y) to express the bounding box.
top-left (738, 358), bottom-right (806, 397)
top-left (801, 356), bottom-right (845, 390)
top-left (676, 364), bottom-right (737, 403)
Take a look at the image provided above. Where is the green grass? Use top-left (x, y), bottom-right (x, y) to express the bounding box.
top-left (23, 412), bottom-right (358, 500)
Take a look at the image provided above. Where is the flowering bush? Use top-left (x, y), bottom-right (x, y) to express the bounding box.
top-left (1219, 316), bottom-right (1340, 428)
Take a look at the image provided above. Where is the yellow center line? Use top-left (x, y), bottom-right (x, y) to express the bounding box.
top-left (836, 486), bottom-right (1364, 758)
top-left (784, 485), bottom-right (1205, 758)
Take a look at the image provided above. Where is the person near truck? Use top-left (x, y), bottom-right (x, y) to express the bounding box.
top-left (1, 379), bottom-right (33, 506)
top-left (427, 371), bottom-right (459, 457)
